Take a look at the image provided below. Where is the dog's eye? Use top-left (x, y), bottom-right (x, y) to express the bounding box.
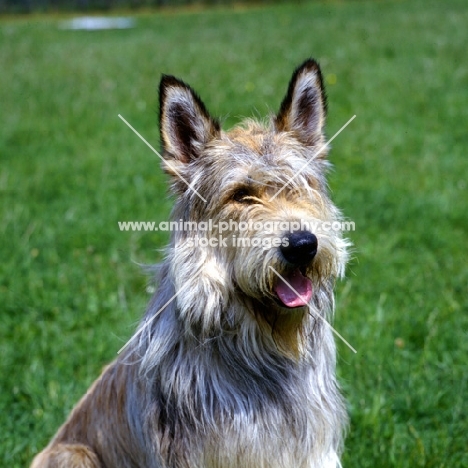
top-left (232, 189), bottom-right (252, 204)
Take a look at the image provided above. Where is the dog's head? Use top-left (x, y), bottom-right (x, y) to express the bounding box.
top-left (158, 60), bottom-right (350, 351)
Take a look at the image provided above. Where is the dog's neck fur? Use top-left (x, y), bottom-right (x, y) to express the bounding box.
top-left (130, 255), bottom-right (344, 468)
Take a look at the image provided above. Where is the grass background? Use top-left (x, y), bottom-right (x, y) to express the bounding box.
top-left (1, 0), bottom-right (467, 466)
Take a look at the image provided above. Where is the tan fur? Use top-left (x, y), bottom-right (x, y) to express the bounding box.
top-left (31, 59), bottom-right (349, 468)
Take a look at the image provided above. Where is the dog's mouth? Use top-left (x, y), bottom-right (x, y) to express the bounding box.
top-left (274, 268), bottom-right (312, 308)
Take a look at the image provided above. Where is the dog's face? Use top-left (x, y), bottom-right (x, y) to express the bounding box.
top-left (159, 60), bottom-right (348, 329)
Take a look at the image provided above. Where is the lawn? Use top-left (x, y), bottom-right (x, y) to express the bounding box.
top-left (1, 0), bottom-right (467, 466)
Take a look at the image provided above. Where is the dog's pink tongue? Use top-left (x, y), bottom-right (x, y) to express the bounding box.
top-left (275, 269), bottom-right (312, 308)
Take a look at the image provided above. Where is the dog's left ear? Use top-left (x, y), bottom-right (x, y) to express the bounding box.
top-left (159, 75), bottom-right (220, 166)
top-left (275, 59), bottom-right (327, 147)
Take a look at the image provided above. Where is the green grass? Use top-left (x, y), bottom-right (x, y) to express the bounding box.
top-left (1, 0), bottom-right (467, 466)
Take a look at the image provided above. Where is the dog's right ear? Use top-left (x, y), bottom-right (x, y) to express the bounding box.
top-left (159, 75), bottom-right (220, 168)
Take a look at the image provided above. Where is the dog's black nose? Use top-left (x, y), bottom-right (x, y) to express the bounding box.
top-left (280, 230), bottom-right (318, 266)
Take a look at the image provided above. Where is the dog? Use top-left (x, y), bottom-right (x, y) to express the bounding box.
top-left (31, 59), bottom-right (350, 468)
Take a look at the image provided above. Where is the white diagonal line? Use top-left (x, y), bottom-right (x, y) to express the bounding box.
top-left (117, 280), bottom-right (191, 355)
top-left (269, 115), bottom-right (356, 201)
top-left (269, 266), bottom-right (357, 353)
top-left (118, 114), bottom-right (207, 203)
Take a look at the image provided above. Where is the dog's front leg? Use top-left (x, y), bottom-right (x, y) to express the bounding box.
top-left (31, 443), bottom-right (102, 468)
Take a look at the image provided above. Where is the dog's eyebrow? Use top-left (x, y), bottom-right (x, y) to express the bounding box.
top-left (240, 175), bottom-right (275, 190)
top-left (253, 180), bottom-right (275, 189)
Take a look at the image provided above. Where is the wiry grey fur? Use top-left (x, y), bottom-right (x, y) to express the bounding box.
top-left (31, 59), bottom-right (349, 468)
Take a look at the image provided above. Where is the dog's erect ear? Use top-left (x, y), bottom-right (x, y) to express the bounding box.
top-left (275, 59), bottom-right (327, 147)
top-left (159, 75), bottom-right (220, 164)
